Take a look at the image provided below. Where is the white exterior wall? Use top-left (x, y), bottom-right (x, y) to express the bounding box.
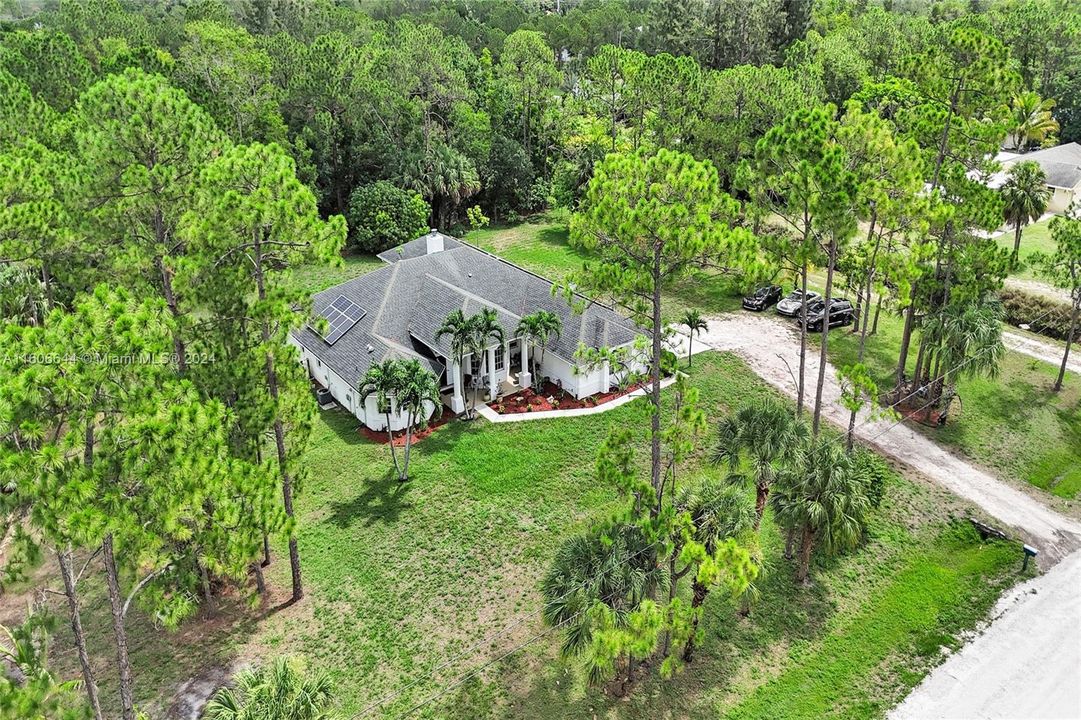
top-left (537, 351), bottom-right (587, 397)
top-left (534, 337), bottom-right (649, 400)
top-left (1048, 186), bottom-right (1077, 213)
top-left (289, 337), bottom-right (435, 431)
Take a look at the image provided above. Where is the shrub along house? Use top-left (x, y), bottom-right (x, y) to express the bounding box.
top-left (289, 230), bottom-right (644, 431)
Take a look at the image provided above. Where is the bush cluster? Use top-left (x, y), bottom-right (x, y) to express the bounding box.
top-left (998, 287), bottom-right (1079, 341)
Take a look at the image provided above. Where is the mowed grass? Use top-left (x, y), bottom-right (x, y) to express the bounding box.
top-left (824, 307), bottom-right (1081, 499)
top-left (288, 252), bottom-right (385, 295)
top-left (39, 352), bottom-right (1024, 719)
top-left (466, 214), bottom-right (744, 321)
top-left (997, 217), bottom-right (1056, 283)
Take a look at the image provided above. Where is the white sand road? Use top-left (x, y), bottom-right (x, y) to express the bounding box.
top-left (677, 313), bottom-right (1081, 719)
top-left (1003, 330), bottom-right (1081, 378)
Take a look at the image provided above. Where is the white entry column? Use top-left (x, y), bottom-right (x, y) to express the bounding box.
top-left (487, 346), bottom-right (498, 399)
top-left (519, 340), bottom-right (532, 388)
top-left (450, 359), bottom-right (465, 414)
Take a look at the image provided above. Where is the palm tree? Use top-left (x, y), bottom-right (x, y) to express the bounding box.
top-left (1001, 161), bottom-right (1051, 263)
top-left (205, 656), bottom-right (337, 720)
top-left (468, 307), bottom-right (506, 414)
top-left (435, 309), bottom-right (481, 418)
top-left (1008, 92), bottom-right (1059, 151)
top-left (680, 308), bottom-right (707, 367)
top-left (715, 399), bottom-right (808, 531)
top-left (515, 310), bottom-right (562, 380)
top-left (771, 440), bottom-right (870, 584)
top-left (395, 360), bottom-right (442, 482)
top-left (675, 481), bottom-right (757, 662)
top-left (541, 523), bottom-right (665, 685)
top-left (358, 359), bottom-right (404, 478)
top-left (918, 297), bottom-right (1005, 418)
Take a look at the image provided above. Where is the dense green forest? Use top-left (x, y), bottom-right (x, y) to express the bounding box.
top-left (1, 0), bottom-right (1080, 718)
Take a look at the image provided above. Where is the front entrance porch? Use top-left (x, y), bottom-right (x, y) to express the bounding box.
top-left (442, 338), bottom-right (532, 415)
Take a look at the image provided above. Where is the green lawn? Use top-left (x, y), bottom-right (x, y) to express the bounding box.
top-left (45, 352), bottom-right (1023, 719)
top-left (288, 252), bottom-right (385, 295)
top-left (998, 217), bottom-right (1056, 283)
top-left (466, 213), bottom-right (744, 321)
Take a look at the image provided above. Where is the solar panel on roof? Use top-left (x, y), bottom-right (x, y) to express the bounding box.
top-left (318, 295), bottom-right (365, 346)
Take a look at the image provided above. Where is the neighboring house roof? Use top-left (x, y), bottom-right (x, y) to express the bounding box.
top-left (293, 233), bottom-right (640, 390)
top-left (1001, 142), bottom-right (1081, 189)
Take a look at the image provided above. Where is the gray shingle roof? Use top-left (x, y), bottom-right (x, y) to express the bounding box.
top-left (1003, 142), bottom-right (1081, 189)
top-left (293, 234), bottom-right (641, 389)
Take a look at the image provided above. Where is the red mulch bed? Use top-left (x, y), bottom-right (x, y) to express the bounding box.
top-left (894, 400), bottom-right (947, 427)
top-left (488, 380), bottom-right (646, 415)
top-left (358, 406), bottom-right (454, 446)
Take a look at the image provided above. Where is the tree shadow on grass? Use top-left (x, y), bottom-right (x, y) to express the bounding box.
top-left (322, 407), bottom-right (367, 446)
top-left (328, 469), bottom-right (414, 528)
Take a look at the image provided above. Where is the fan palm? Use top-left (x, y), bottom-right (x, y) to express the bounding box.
top-left (919, 298), bottom-right (1005, 415)
top-left (395, 359), bottom-right (442, 481)
top-left (358, 359), bottom-right (404, 478)
top-left (674, 481), bottom-right (757, 661)
top-left (205, 656), bottom-right (336, 720)
top-left (515, 310), bottom-right (562, 380)
top-left (1001, 160), bottom-right (1051, 263)
top-left (680, 309), bottom-right (708, 366)
top-left (771, 440), bottom-right (870, 584)
top-left (1008, 91), bottom-right (1059, 151)
top-left (541, 523), bottom-right (666, 675)
top-left (715, 399), bottom-right (808, 531)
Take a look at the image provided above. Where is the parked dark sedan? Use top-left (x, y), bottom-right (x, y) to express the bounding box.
top-left (799, 298), bottom-right (855, 331)
top-left (742, 285), bottom-right (784, 311)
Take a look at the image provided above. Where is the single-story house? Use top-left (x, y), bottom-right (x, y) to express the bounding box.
top-left (993, 142), bottom-right (1081, 213)
top-left (289, 230), bottom-right (645, 431)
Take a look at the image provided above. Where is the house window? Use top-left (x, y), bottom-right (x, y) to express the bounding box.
top-left (470, 354), bottom-right (482, 376)
top-left (494, 344), bottom-right (505, 371)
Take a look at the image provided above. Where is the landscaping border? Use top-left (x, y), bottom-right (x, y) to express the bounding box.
top-left (474, 376), bottom-right (677, 423)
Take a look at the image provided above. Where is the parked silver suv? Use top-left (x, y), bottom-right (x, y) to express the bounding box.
top-left (775, 289), bottom-right (821, 317)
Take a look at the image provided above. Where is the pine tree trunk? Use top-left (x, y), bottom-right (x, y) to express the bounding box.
top-left (784, 527), bottom-right (796, 560)
top-left (1055, 301), bottom-right (1078, 392)
top-left (102, 534), bottom-right (136, 720)
top-left (262, 531), bottom-right (271, 568)
top-left (198, 559), bottom-right (214, 615)
top-left (871, 295), bottom-right (882, 336)
top-left (57, 546), bottom-right (104, 720)
top-left (798, 257), bottom-right (809, 416)
top-left (813, 237), bottom-right (838, 436)
top-left (153, 207), bottom-right (187, 375)
top-left (681, 579), bottom-right (709, 662)
top-left (254, 230), bottom-right (303, 603)
top-left (251, 561), bottom-right (267, 604)
top-left (650, 245), bottom-right (663, 514)
top-left (896, 282), bottom-right (918, 386)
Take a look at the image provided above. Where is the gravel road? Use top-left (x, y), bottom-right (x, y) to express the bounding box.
top-left (687, 313), bottom-right (1081, 561)
top-left (1002, 330), bottom-right (1080, 377)
top-left (680, 312), bottom-right (1081, 719)
top-left (890, 550), bottom-right (1081, 720)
